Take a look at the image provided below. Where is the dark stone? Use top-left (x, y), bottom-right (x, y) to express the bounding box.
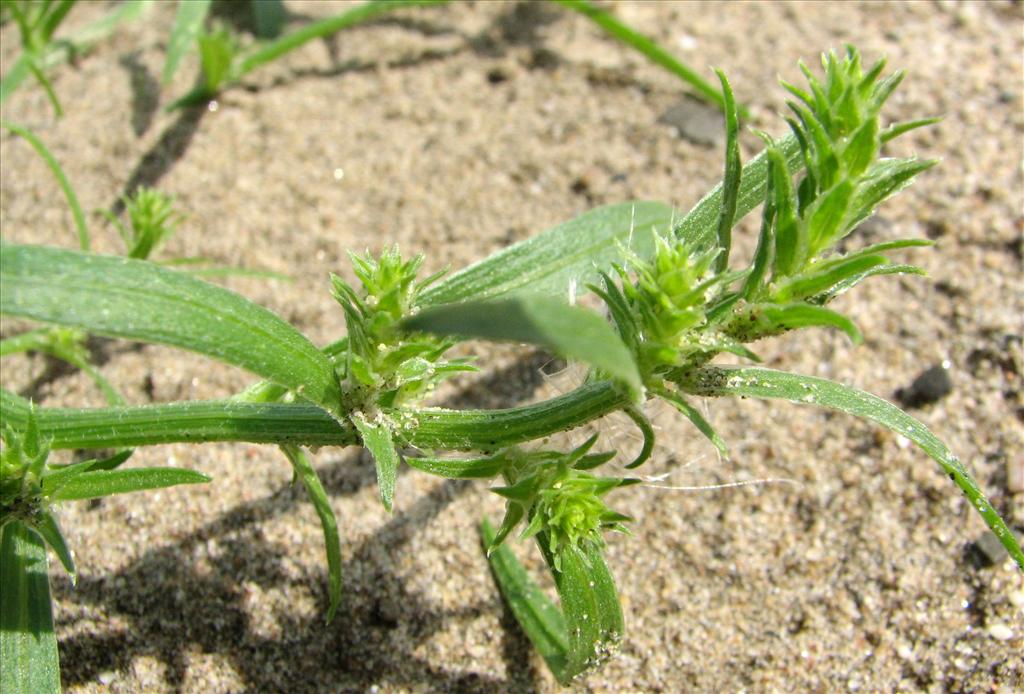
top-left (486, 67), bottom-right (510, 84)
top-left (896, 363), bottom-right (953, 408)
top-left (967, 529), bottom-right (1022, 568)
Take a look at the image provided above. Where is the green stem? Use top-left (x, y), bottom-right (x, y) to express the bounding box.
top-left (1, 121), bottom-right (86, 249)
top-left (1, 381), bottom-right (628, 452)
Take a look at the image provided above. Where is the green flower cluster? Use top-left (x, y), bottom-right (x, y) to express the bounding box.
top-left (331, 247), bottom-right (474, 411)
top-left (488, 436), bottom-right (634, 571)
top-left (1, 413), bottom-right (50, 529)
top-left (740, 46), bottom-right (937, 307)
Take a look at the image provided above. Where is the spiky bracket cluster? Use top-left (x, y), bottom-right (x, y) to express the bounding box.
top-left (580, 48), bottom-right (940, 459)
top-left (1, 408), bottom-right (210, 585)
top-left (485, 436), bottom-right (636, 570)
top-left (331, 247), bottom-right (474, 413)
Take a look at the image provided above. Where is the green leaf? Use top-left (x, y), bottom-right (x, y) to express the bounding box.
top-left (281, 445), bottom-right (342, 621)
top-left (538, 532), bottom-right (624, 683)
top-left (849, 158), bottom-right (937, 229)
top-left (351, 412), bottom-right (400, 512)
top-left (765, 144), bottom-right (802, 276)
top-left (758, 303), bottom-right (863, 344)
top-left (880, 117), bottom-right (941, 144)
top-left (1, 0), bottom-right (153, 106)
top-left (0, 243), bottom-right (343, 416)
top-left (406, 454), bottom-right (506, 479)
top-left (0, 522), bottom-right (60, 694)
top-left (1, 121), bottom-right (88, 250)
top-left (197, 27), bottom-right (236, 92)
top-left (31, 511), bottom-right (75, 583)
top-left (774, 254), bottom-right (888, 302)
top-left (162, 0), bottom-right (212, 84)
top-left (481, 520), bottom-right (624, 685)
top-left (481, 519), bottom-right (568, 677)
top-left (805, 179), bottom-right (855, 255)
top-left (404, 296), bottom-right (643, 398)
top-left (655, 387), bottom-right (729, 458)
top-left (679, 366), bottom-right (1024, 570)
top-left (47, 467), bottom-right (210, 500)
top-left (236, 0), bottom-right (448, 77)
top-left (713, 68), bottom-right (742, 272)
top-left (818, 263), bottom-right (925, 302)
top-left (843, 117), bottom-right (879, 178)
top-left (420, 202), bottom-right (676, 306)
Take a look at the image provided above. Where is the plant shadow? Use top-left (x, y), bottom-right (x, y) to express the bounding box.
top-left (54, 352), bottom-right (559, 691)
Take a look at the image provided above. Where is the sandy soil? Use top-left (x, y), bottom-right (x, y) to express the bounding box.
top-left (1, 1), bottom-right (1022, 692)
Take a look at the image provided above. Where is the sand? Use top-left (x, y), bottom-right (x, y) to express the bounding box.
top-left (1, 1), bottom-right (1021, 691)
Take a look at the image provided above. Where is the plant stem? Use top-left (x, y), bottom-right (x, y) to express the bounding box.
top-left (1, 382), bottom-right (627, 452)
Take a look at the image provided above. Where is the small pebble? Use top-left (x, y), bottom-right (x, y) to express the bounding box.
top-left (969, 532), bottom-right (1010, 568)
top-left (1007, 458), bottom-right (1024, 493)
top-left (987, 623), bottom-right (1014, 641)
top-left (659, 97), bottom-right (724, 147)
top-left (896, 363), bottom-right (954, 408)
top-left (98, 671), bottom-right (116, 685)
top-left (1009, 590), bottom-right (1024, 608)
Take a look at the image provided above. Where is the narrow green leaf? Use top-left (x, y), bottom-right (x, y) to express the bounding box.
top-left (814, 238), bottom-right (933, 271)
top-left (31, 512), bottom-right (75, 582)
top-left (0, 522), bottom-right (60, 694)
top-left (713, 68), bottom-right (741, 273)
top-left (352, 413), bottom-right (400, 512)
top-left (819, 263), bottom-right (925, 302)
top-left (553, 0), bottom-right (735, 115)
top-left (774, 254), bottom-right (888, 302)
top-left (0, 243), bottom-right (343, 416)
top-left (406, 455), bottom-right (505, 479)
top-left (656, 387), bottom-right (729, 458)
top-left (1, 121), bottom-right (88, 250)
top-left (849, 158), bottom-right (937, 229)
top-left (759, 303), bottom-right (862, 344)
top-left (237, 0), bottom-right (448, 76)
top-left (806, 179), bottom-right (855, 255)
top-left (420, 202), bottom-right (676, 306)
top-left (281, 445), bottom-right (342, 621)
top-left (536, 533), bottom-right (624, 683)
top-left (1, 1), bottom-right (153, 106)
top-left (162, 0), bottom-right (212, 84)
top-left (680, 366), bottom-right (1024, 570)
top-left (48, 467), bottom-right (210, 500)
top-left (197, 28), bottom-right (236, 92)
top-left (621, 405), bottom-right (655, 469)
top-left (741, 163), bottom-right (776, 300)
top-left (843, 117), bottom-right (879, 178)
top-left (674, 133), bottom-right (802, 251)
top-left (38, 0), bottom-right (78, 43)
top-left (765, 145), bottom-right (801, 276)
top-left (404, 296), bottom-right (643, 398)
top-left (481, 519), bottom-right (569, 679)
top-left (880, 117), bottom-right (941, 144)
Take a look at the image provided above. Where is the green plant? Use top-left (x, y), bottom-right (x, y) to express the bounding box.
top-left (1, 46), bottom-right (1020, 691)
top-left (0, 0), bottom-right (153, 117)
